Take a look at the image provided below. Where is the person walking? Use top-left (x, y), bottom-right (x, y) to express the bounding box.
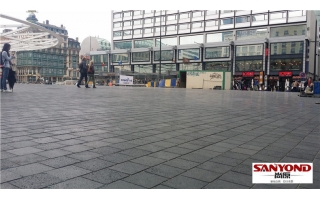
top-left (76, 56), bottom-right (89, 88)
top-left (1, 43), bottom-right (15, 92)
top-left (86, 60), bottom-right (96, 88)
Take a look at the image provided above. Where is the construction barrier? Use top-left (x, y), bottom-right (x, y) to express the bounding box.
top-left (159, 80), bottom-right (165, 87)
top-left (147, 82), bottom-right (151, 87)
top-left (314, 81), bottom-right (320, 94)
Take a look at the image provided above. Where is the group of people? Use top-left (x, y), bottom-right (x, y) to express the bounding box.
top-left (76, 55), bottom-right (96, 88)
top-left (0, 43), bottom-right (16, 93)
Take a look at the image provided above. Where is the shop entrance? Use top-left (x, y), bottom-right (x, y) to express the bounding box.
top-left (179, 71), bottom-right (187, 88)
top-left (279, 77), bottom-right (292, 91)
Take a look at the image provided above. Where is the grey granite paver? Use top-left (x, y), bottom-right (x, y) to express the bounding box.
top-left (83, 168), bottom-right (129, 184)
top-left (99, 180), bottom-right (145, 189)
top-left (9, 173), bottom-right (63, 189)
top-left (48, 177), bottom-right (103, 189)
top-left (109, 161), bottom-right (149, 175)
top-left (2, 85), bottom-right (320, 189)
top-left (45, 165), bottom-right (91, 181)
top-left (0, 182), bottom-right (20, 189)
top-left (162, 175), bottom-right (207, 189)
top-left (124, 171), bottom-right (167, 188)
top-left (182, 168), bottom-right (221, 182)
top-left (146, 164), bottom-right (185, 178)
top-left (7, 163), bottom-right (54, 177)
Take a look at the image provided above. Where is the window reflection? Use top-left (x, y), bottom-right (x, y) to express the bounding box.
top-left (236, 16), bottom-right (251, 23)
top-left (270, 58), bottom-right (303, 71)
top-left (134, 39), bottom-right (153, 48)
top-left (270, 42), bottom-right (304, 55)
top-left (134, 64), bottom-right (153, 73)
top-left (114, 41), bottom-right (132, 49)
top-left (270, 11), bottom-right (287, 19)
top-left (180, 63), bottom-right (202, 70)
top-left (112, 53), bottom-right (129, 62)
top-left (113, 31), bottom-right (122, 37)
top-left (236, 29), bottom-right (267, 40)
top-left (205, 61), bottom-right (231, 71)
top-left (156, 64), bottom-right (176, 72)
top-left (207, 32), bottom-right (233, 42)
top-left (235, 60), bottom-right (263, 71)
top-left (180, 35), bottom-right (203, 45)
top-left (154, 50), bottom-right (174, 61)
top-left (178, 49), bottom-right (200, 60)
top-left (221, 18), bottom-right (234, 25)
top-left (206, 10), bottom-right (219, 15)
top-left (236, 44), bottom-right (263, 56)
top-left (270, 25), bottom-right (306, 37)
top-left (180, 13), bottom-right (190, 19)
top-left (132, 52), bottom-right (150, 62)
top-left (205, 47), bottom-right (230, 59)
top-left (155, 37), bottom-right (177, 46)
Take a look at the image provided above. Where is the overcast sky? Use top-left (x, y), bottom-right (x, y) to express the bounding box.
top-left (0, 0), bottom-right (313, 45)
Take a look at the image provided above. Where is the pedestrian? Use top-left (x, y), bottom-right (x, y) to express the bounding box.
top-left (76, 55), bottom-right (89, 88)
top-left (1, 43), bottom-right (15, 93)
top-left (86, 60), bottom-right (96, 88)
top-left (307, 77), bottom-right (312, 87)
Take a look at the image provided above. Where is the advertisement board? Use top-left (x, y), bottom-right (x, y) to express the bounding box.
top-left (119, 75), bottom-right (133, 85)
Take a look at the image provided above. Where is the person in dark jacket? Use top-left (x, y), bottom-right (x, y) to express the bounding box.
top-left (76, 56), bottom-right (89, 88)
top-left (8, 68), bottom-right (16, 92)
top-left (86, 60), bottom-right (96, 88)
top-left (1, 43), bottom-right (15, 92)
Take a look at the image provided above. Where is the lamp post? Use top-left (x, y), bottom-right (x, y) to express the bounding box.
top-left (158, 10), bottom-right (162, 84)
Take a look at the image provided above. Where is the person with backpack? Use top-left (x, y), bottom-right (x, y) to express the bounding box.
top-left (1, 43), bottom-right (15, 92)
top-left (86, 60), bottom-right (96, 88)
top-left (76, 55), bottom-right (89, 88)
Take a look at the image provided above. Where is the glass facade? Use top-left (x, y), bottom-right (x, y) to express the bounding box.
top-left (134, 64), bottom-right (153, 73)
top-left (205, 47), bottom-right (230, 59)
top-left (235, 60), bottom-right (263, 71)
top-left (270, 41), bottom-right (304, 55)
top-left (236, 29), bottom-right (268, 40)
top-left (236, 44), bottom-right (263, 56)
top-left (156, 64), bottom-right (176, 72)
top-left (178, 49), bottom-right (200, 60)
top-left (154, 50), bottom-right (174, 61)
top-left (206, 32), bottom-right (233, 42)
top-left (134, 39), bottom-right (153, 48)
top-left (180, 63), bottom-right (202, 70)
top-left (132, 52), bottom-right (150, 62)
top-left (270, 58), bottom-right (303, 71)
top-left (155, 37), bottom-right (177, 46)
top-left (270, 25), bottom-right (306, 37)
top-left (180, 35), bottom-right (203, 45)
top-left (112, 53), bottom-right (129, 63)
top-left (205, 61), bottom-right (232, 71)
top-left (114, 41), bottom-right (132, 49)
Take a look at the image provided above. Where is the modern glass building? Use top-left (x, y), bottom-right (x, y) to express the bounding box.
top-left (91, 10), bottom-right (319, 90)
top-left (16, 13), bottom-right (81, 83)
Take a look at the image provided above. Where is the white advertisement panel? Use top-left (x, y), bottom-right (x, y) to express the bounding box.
top-left (119, 75), bottom-right (133, 85)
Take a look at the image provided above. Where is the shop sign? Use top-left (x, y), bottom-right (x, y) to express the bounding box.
top-left (242, 72), bottom-right (254, 77)
top-left (259, 71), bottom-right (264, 84)
top-left (279, 71), bottom-right (292, 77)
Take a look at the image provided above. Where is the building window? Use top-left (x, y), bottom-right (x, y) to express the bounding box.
top-left (236, 16), bottom-right (251, 23)
top-left (236, 44), bottom-right (263, 56)
top-left (113, 31), bottom-right (122, 37)
top-left (270, 41), bottom-right (304, 55)
top-left (123, 11), bottom-right (132, 17)
top-left (180, 12), bottom-right (190, 19)
top-left (144, 10), bottom-right (153, 14)
top-left (220, 18), bottom-right (234, 25)
top-left (236, 29), bottom-right (268, 40)
top-left (134, 39), bottom-right (153, 48)
top-left (252, 13), bottom-right (268, 21)
top-left (134, 29), bottom-right (142, 35)
top-left (179, 23), bottom-right (190, 30)
top-left (154, 50), bottom-right (174, 61)
top-left (133, 19), bottom-right (142, 25)
top-left (167, 14), bottom-right (177, 21)
top-left (144, 18), bottom-right (153, 24)
top-left (192, 22), bottom-right (203, 28)
top-left (288, 10), bottom-right (304, 17)
top-left (205, 46), bottom-right (230, 59)
top-left (270, 11), bottom-right (287, 20)
top-left (206, 10), bottom-right (218, 16)
top-left (235, 60), bottom-right (263, 71)
top-left (270, 58), bottom-right (303, 71)
top-left (193, 11), bottom-right (203, 17)
top-left (180, 35), bottom-right (203, 45)
top-left (155, 37), bottom-right (177, 46)
top-left (178, 48), bottom-right (200, 60)
top-left (205, 20), bottom-right (218, 27)
top-left (221, 10), bottom-right (234, 14)
top-left (123, 30), bottom-right (131, 36)
top-left (114, 41), bottom-right (132, 49)
top-left (112, 53), bottom-right (129, 63)
top-left (132, 52), bottom-right (150, 62)
top-left (207, 31), bottom-right (233, 42)
top-left (134, 10), bottom-right (143, 16)
top-left (270, 25), bottom-right (306, 37)
top-left (166, 25), bottom-right (177, 31)
top-left (123, 21), bottom-right (131, 26)
top-left (114, 13), bottom-right (122, 19)
top-left (144, 28), bottom-right (153, 33)
top-left (205, 61), bottom-right (232, 71)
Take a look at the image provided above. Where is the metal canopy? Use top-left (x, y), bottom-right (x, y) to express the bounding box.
top-left (0, 14), bottom-right (63, 51)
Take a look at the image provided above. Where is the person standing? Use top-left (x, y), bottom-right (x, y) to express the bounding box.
top-left (76, 56), bottom-right (89, 88)
top-left (1, 43), bottom-right (15, 92)
top-left (86, 60), bottom-right (96, 88)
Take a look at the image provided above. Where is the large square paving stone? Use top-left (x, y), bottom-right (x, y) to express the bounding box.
top-left (45, 165), bottom-right (91, 181)
top-left (162, 175), bottom-right (207, 189)
top-left (146, 164), bottom-right (185, 178)
top-left (9, 173), bottom-right (63, 189)
top-left (109, 161), bottom-right (149, 175)
top-left (48, 177), bottom-right (103, 189)
top-left (7, 163), bottom-right (54, 177)
top-left (83, 168), bottom-right (129, 184)
top-left (124, 171), bottom-right (168, 188)
top-left (7, 147), bottom-right (43, 156)
top-left (181, 168), bottom-right (222, 183)
top-left (100, 180), bottom-right (145, 189)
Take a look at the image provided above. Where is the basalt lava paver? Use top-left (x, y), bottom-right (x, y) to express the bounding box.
top-left (1, 84), bottom-right (320, 189)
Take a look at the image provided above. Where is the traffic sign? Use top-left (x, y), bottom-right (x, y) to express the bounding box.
top-left (299, 72), bottom-right (306, 78)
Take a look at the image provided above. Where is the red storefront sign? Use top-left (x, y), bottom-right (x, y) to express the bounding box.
top-left (279, 71), bottom-right (292, 77)
top-left (242, 72), bottom-right (254, 77)
top-left (265, 48), bottom-right (269, 56)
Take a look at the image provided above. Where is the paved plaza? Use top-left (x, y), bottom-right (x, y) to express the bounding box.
top-left (1, 84), bottom-right (320, 189)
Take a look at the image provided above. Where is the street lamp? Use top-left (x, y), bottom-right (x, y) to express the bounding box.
top-left (158, 10), bottom-right (162, 84)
